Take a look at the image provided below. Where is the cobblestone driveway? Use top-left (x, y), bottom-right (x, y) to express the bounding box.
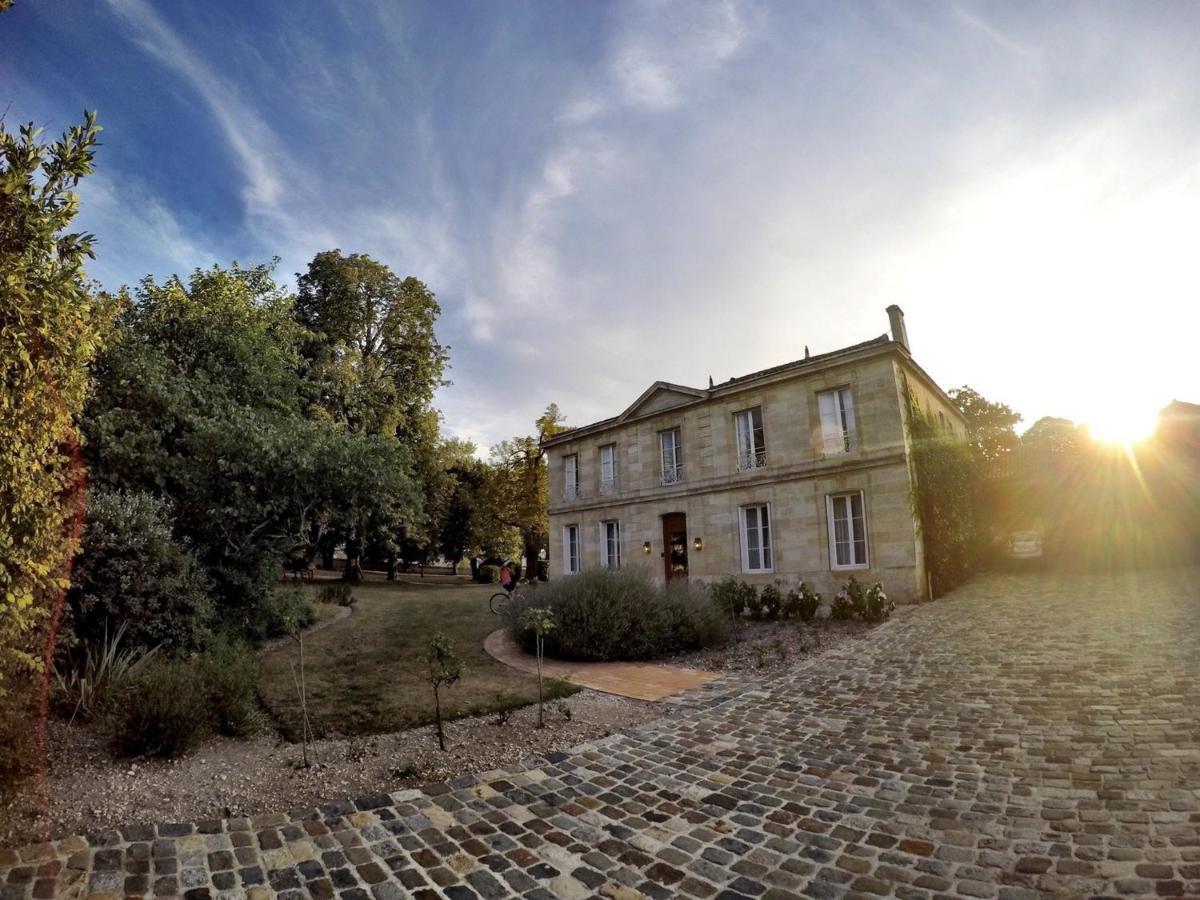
top-left (2, 568), bottom-right (1198, 899)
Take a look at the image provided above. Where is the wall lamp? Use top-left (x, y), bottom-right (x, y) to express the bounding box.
top-left (642, 541), bottom-right (652, 555)
top-left (693, 537), bottom-right (703, 552)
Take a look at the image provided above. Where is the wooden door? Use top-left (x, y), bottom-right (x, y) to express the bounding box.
top-left (662, 513), bottom-right (688, 581)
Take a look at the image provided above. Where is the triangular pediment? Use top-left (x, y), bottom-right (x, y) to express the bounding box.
top-left (618, 381), bottom-right (707, 422)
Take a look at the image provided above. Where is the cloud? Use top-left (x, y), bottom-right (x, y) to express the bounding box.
top-left (102, 0), bottom-right (290, 219)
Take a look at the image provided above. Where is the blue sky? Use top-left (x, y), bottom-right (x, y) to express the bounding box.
top-left (5, 0), bottom-right (1198, 448)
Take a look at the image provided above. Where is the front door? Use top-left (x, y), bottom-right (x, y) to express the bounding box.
top-left (662, 513), bottom-right (688, 581)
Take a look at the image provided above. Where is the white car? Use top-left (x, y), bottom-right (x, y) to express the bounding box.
top-left (1006, 530), bottom-right (1044, 561)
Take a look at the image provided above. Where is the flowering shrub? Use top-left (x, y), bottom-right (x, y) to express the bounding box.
top-left (784, 582), bottom-right (821, 622)
top-left (709, 576), bottom-right (756, 621)
top-left (831, 575), bottom-right (864, 619)
top-left (863, 582), bottom-right (894, 622)
top-left (758, 582), bottom-right (783, 620)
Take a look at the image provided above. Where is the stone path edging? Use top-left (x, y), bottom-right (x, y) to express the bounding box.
top-left (483, 629), bottom-right (720, 702)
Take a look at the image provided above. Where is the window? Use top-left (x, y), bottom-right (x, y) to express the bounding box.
top-left (660, 429), bottom-right (683, 485)
top-left (735, 407), bottom-right (766, 471)
top-left (818, 387), bottom-right (857, 454)
top-left (938, 411), bottom-right (948, 432)
top-left (599, 444), bottom-right (617, 495)
top-left (600, 520), bottom-right (621, 569)
top-left (563, 454), bottom-right (579, 500)
top-left (563, 524), bottom-right (580, 574)
top-left (739, 504), bottom-right (773, 573)
top-left (828, 491), bottom-right (868, 569)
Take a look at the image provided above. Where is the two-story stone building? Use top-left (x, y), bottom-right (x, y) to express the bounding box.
top-left (542, 307), bottom-right (965, 601)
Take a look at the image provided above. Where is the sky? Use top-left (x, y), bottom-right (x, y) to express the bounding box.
top-left (4, 0), bottom-right (1198, 450)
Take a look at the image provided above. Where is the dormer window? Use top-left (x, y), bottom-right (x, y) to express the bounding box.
top-left (660, 428), bottom-right (683, 485)
top-left (818, 387), bottom-right (857, 454)
top-left (734, 407), bottom-right (766, 471)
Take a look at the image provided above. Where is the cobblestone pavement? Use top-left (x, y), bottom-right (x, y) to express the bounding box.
top-left (2, 568), bottom-right (1198, 899)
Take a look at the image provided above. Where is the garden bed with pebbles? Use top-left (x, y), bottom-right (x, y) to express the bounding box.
top-left (667, 608), bottom-right (910, 672)
top-left (0, 690), bottom-right (656, 849)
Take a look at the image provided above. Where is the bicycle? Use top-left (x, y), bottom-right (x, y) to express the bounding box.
top-left (489, 578), bottom-right (536, 616)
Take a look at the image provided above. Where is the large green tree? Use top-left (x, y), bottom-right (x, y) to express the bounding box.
top-left (948, 386), bottom-right (1022, 461)
top-left (84, 263), bottom-right (418, 614)
top-left (485, 405), bottom-right (570, 576)
top-left (0, 112), bottom-right (111, 771)
top-left (295, 250), bottom-right (448, 441)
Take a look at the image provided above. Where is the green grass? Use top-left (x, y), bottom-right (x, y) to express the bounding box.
top-left (258, 576), bottom-right (573, 740)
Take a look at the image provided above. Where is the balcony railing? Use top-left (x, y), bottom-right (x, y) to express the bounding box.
top-left (736, 448), bottom-right (767, 472)
top-left (822, 430), bottom-right (858, 455)
top-left (660, 464), bottom-right (684, 486)
top-left (599, 476), bottom-right (618, 496)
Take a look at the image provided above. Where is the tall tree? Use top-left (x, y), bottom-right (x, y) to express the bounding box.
top-left (948, 386), bottom-right (1022, 461)
top-left (0, 111), bottom-right (111, 771)
top-left (294, 250), bottom-right (448, 441)
top-left (486, 405), bottom-right (570, 577)
top-left (1022, 416), bottom-right (1088, 455)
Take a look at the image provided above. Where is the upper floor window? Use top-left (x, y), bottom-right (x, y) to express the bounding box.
top-left (563, 453), bottom-right (579, 500)
top-left (818, 387), bottom-right (857, 454)
top-left (660, 428), bottom-right (683, 485)
top-left (599, 444), bottom-right (618, 495)
top-left (600, 520), bottom-right (622, 569)
top-left (735, 407), bottom-right (766, 471)
top-left (828, 491), bottom-right (868, 569)
top-left (563, 524), bottom-right (580, 574)
top-left (739, 504), bottom-right (773, 573)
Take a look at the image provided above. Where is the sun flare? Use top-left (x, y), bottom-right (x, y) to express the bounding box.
top-left (1086, 408), bottom-right (1158, 446)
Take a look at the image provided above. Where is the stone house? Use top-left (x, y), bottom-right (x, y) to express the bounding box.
top-left (542, 307), bottom-right (966, 602)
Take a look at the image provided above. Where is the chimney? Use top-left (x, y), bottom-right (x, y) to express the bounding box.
top-left (886, 304), bottom-right (909, 351)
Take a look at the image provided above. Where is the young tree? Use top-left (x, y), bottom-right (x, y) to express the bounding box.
top-left (519, 607), bottom-right (555, 728)
top-left (485, 405), bottom-right (571, 576)
top-left (0, 111), bottom-right (111, 772)
top-left (948, 386), bottom-right (1022, 461)
top-left (423, 632), bottom-right (464, 750)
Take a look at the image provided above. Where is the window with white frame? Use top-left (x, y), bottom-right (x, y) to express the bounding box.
top-left (563, 524), bottom-right (580, 574)
top-left (735, 407), bottom-right (766, 471)
top-left (828, 491), bottom-right (868, 569)
top-left (817, 387), bottom-right (857, 454)
top-left (600, 520), bottom-right (621, 569)
top-left (660, 429), bottom-right (683, 485)
top-left (563, 453), bottom-right (579, 500)
top-left (599, 444), bottom-right (617, 494)
top-left (739, 504), bottom-right (773, 572)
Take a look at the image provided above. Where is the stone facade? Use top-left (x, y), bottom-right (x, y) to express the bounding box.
top-left (544, 308), bottom-right (965, 602)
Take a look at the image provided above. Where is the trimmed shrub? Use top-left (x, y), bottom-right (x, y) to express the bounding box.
top-left (109, 658), bottom-right (210, 757)
top-left (70, 487), bottom-right (212, 653)
top-left (505, 568), bottom-right (726, 661)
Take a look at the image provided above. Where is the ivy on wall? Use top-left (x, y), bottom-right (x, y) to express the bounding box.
top-left (905, 386), bottom-right (980, 597)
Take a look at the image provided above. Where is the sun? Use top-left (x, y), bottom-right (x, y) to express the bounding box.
top-left (1086, 408), bottom-right (1158, 446)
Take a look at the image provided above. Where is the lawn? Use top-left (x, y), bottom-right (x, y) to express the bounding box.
top-left (258, 575), bottom-right (569, 740)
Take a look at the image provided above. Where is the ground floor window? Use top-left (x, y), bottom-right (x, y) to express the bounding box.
top-left (828, 491), bottom-right (868, 568)
top-left (739, 504), bottom-right (773, 572)
top-left (600, 520), bottom-right (621, 569)
top-left (563, 524), bottom-right (580, 574)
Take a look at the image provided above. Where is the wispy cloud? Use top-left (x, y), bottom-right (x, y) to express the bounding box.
top-left (103, 0), bottom-right (291, 219)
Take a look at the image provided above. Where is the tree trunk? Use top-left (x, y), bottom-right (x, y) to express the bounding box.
top-left (387, 556), bottom-right (397, 581)
top-left (433, 686), bottom-right (445, 751)
top-left (536, 635), bottom-right (545, 729)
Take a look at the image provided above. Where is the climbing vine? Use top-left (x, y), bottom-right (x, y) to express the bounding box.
top-left (905, 386), bottom-right (980, 597)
